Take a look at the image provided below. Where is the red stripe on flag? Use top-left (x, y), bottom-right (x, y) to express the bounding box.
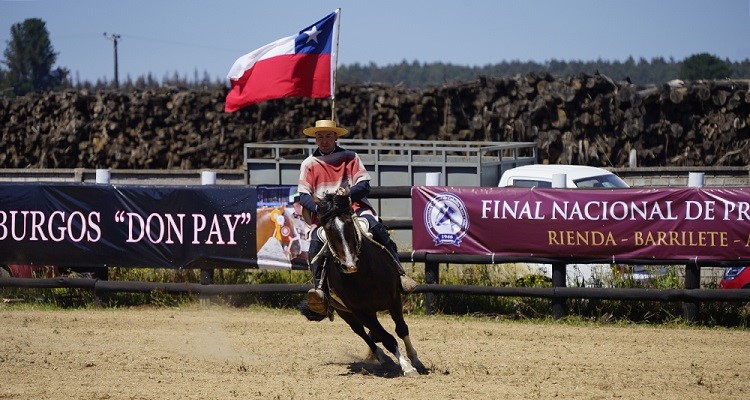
top-left (225, 54), bottom-right (331, 112)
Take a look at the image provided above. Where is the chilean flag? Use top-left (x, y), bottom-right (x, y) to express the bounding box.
top-left (225, 10), bottom-right (339, 112)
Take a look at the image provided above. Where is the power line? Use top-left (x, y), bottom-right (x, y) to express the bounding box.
top-left (117, 33), bottom-right (243, 54)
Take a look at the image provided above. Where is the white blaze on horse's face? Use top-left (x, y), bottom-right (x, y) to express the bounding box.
top-left (334, 216), bottom-right (359, 273)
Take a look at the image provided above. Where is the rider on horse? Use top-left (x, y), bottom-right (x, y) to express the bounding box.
top-left (297, 119), bottom-right (418, 315)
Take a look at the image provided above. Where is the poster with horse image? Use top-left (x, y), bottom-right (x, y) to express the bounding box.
top-left (255, 186), bottom-right (311, 270)
top-left (0, 184), bottom-right (258, 269)
top-left (0, 183), bottom-right (312, 270)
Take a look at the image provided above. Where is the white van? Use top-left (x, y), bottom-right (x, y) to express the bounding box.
top-left (498, 164), bottom-right (631, 286)
top-left (498, 164), bottom-right (629, 189)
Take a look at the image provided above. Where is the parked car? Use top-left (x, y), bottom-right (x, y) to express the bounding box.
top-left (497, 164), bottom-right (663, 287)
top-left (498, 164), bottom-right (630, 189)
top-left (720, 266), bottom-right (750, 289)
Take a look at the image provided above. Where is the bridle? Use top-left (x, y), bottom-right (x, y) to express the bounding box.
top-left (319, 191), bottom-right (363, 272)
top-left (325, 213), bottom-right (363, 268)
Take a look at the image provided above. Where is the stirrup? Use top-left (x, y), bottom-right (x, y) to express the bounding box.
top-left (306, 288), bottom-right (326, 315)
top-left (400, 275), bottom-right (418, 293)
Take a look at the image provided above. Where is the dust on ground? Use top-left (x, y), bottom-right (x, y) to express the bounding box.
top-left (0, 305), bottom-right (747, 400)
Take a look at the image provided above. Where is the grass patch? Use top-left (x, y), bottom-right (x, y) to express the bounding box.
top-left (2, 263), bottom-right (748, 328)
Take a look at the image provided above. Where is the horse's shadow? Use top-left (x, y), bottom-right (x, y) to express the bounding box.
top-left (342, 361), bottom-right (402, 378)
top-left (330, 357), bottom-right (430, 378)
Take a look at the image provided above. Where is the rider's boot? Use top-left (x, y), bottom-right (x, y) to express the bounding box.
top-left (306, 229), bottom-right (327, 315)
top-left (369, 220), bottom-right (419, 293)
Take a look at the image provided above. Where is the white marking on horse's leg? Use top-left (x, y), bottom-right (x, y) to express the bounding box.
top-left (393, 348), bottom-right (418, 377)
top-left (402, 335), bottom-right (425, 370)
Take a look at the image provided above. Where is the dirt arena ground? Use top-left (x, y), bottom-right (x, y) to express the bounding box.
top-left (1, 305), bottom-right (747, 400)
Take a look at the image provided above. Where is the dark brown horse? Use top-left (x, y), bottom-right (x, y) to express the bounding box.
top-left (299, 188), bottom-right (425, 377)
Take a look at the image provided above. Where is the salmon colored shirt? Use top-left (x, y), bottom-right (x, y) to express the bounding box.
top-left (298, 147), bottom-right (375, 223)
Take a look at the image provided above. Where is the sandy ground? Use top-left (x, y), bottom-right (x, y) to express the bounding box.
top-left (0, 305), bottom-right (748, 400)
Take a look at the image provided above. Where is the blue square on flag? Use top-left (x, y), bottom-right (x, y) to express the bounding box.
top-left (295, 13), bottom-right (337, 55)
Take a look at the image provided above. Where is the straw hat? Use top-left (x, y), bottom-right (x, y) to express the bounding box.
top-left (302, 119), bottom-right (349, 137)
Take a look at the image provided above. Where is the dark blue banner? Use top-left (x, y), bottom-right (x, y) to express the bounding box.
top-left (0, 184), bottom-right (259, 269)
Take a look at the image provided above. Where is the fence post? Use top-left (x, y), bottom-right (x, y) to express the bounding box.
top-left (423, 172), bottom-right (441, 315)
top-left (424, 261), bottom-right (440, 315)
top-left (551, 173), bottom-right (567, 319)
top-left (93, 169), bottom-right (111, 304)
top-left (94, 169), bottom-right (110, 285)
top-left (629, 149), bottom-right (637, 168)
top-left (200, 269), bottom-right (214, 286)
top-left (200, 171), bottom-right (216, 306)
top-left (683, 172), bottom-right (705, 322)
top-left (551, 263), bottom-right (566, 319)
top-left (95, 168), bottom-right (111, 287)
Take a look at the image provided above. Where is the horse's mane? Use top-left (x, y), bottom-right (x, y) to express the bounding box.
top-left (318, 191), bottom-right (353, 224)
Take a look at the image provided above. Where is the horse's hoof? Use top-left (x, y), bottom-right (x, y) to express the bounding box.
top-left (403, 367), bottom-right (420, 377)
top-left (412, 360), bottom-right (427, 373)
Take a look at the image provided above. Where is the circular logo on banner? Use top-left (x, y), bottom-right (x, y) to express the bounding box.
top-left (424, 192), bottom-right (469, 246)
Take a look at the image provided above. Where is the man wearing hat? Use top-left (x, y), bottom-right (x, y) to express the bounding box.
top-left (298, 119), bottom-right (418, 315)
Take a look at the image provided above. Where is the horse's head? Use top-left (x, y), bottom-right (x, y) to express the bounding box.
top-left (318, 187), bottom-right (362, 273)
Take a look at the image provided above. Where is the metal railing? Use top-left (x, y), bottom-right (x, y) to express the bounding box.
top-left (243, 138), bottom-right (537, 187)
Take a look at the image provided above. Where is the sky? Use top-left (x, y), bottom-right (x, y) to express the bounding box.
top-left (1, 0), bottom-right (749, 85)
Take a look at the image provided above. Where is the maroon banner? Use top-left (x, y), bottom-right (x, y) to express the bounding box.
top-left (412, 186), bottom-right (750, 262)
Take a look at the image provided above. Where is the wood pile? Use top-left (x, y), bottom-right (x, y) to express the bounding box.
top-left (1, 73), bottom-right (749, 169)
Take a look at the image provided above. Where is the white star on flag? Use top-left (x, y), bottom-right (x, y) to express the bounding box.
top-left (304, 25), bottom-right (321, 43)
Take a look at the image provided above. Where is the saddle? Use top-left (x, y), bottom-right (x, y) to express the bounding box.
top-left (312, 216), bottom-right (371, 245)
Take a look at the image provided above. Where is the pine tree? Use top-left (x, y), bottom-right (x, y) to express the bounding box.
top-left (679, 53), bottom-right (733, 81)
top-left (1, 18), bottom-right (69, 96)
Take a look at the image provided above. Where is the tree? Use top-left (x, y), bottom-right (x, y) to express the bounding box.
top-left (0, 68), bottom-right (7, 96)
top-left (679, 53), bottom-right (732, 81)
top-left (1, 18), bottom-right (69, 96)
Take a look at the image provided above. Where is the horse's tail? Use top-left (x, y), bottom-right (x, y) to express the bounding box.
top-left (297, 300), bottom-right (327, 322)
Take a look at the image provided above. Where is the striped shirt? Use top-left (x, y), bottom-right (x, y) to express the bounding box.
top-left (298, 147), bottom-right (375, 219)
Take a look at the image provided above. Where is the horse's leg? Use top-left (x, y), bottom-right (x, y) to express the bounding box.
top-left (336, 311), bottom-right (387, 364)
top-left (357, 311), bottom-right (418, 377)
top-left (390, 302), bottom-right (426, 372)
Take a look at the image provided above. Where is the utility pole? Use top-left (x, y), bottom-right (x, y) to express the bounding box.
top-left (103, 32), bottom-right (121, 89)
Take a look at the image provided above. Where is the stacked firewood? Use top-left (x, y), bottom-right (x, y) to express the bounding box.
top-left (1, 73), bottom-right (748, 169)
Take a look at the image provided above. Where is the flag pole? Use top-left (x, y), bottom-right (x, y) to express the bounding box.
top-left (331, 8), bottom-right (341, 121)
